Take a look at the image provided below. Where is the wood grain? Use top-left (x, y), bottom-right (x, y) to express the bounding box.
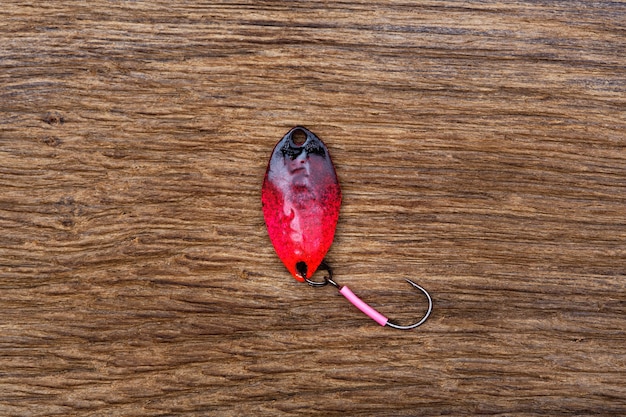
top-left (1, 1), bottom-right (625, 415)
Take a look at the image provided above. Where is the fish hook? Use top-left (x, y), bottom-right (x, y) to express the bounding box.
top-left (305, 262), bottom-right (432, 330)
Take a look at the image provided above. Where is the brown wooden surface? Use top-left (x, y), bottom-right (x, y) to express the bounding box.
top-left (1, 1), bottom-right (625, 416)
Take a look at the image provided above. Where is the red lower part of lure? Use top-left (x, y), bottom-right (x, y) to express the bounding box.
top-left (262, 126), bottom-right (341, 282)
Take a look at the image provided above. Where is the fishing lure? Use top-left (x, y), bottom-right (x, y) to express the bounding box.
top-left (262, 126), bottom-right (432, 329)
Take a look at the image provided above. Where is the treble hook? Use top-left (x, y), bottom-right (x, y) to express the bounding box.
top-left (305, 262), bottom-right (432, 330)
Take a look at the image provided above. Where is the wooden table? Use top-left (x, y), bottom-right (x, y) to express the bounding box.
top-left (2, 1), bottom-right (624, 415)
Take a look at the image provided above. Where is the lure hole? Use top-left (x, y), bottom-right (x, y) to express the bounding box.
top-left (296, 261), bottom-right (308, 279)
top-left (291, 129), bottom-right (307, 146)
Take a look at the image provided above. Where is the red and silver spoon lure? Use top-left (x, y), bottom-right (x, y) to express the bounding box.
top-left (262, 126), bottom-right (432, 330)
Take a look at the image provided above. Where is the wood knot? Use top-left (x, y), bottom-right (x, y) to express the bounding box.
top-left (43, 111), bottom-right (65, 126)
top-left (55, 197), bottom-right (81, 228)
top-left (41, 136), bottom-right (62, 147)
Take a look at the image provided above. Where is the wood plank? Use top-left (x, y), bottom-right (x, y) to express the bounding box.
top-left (1, 1), bottom-right (625, 415)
